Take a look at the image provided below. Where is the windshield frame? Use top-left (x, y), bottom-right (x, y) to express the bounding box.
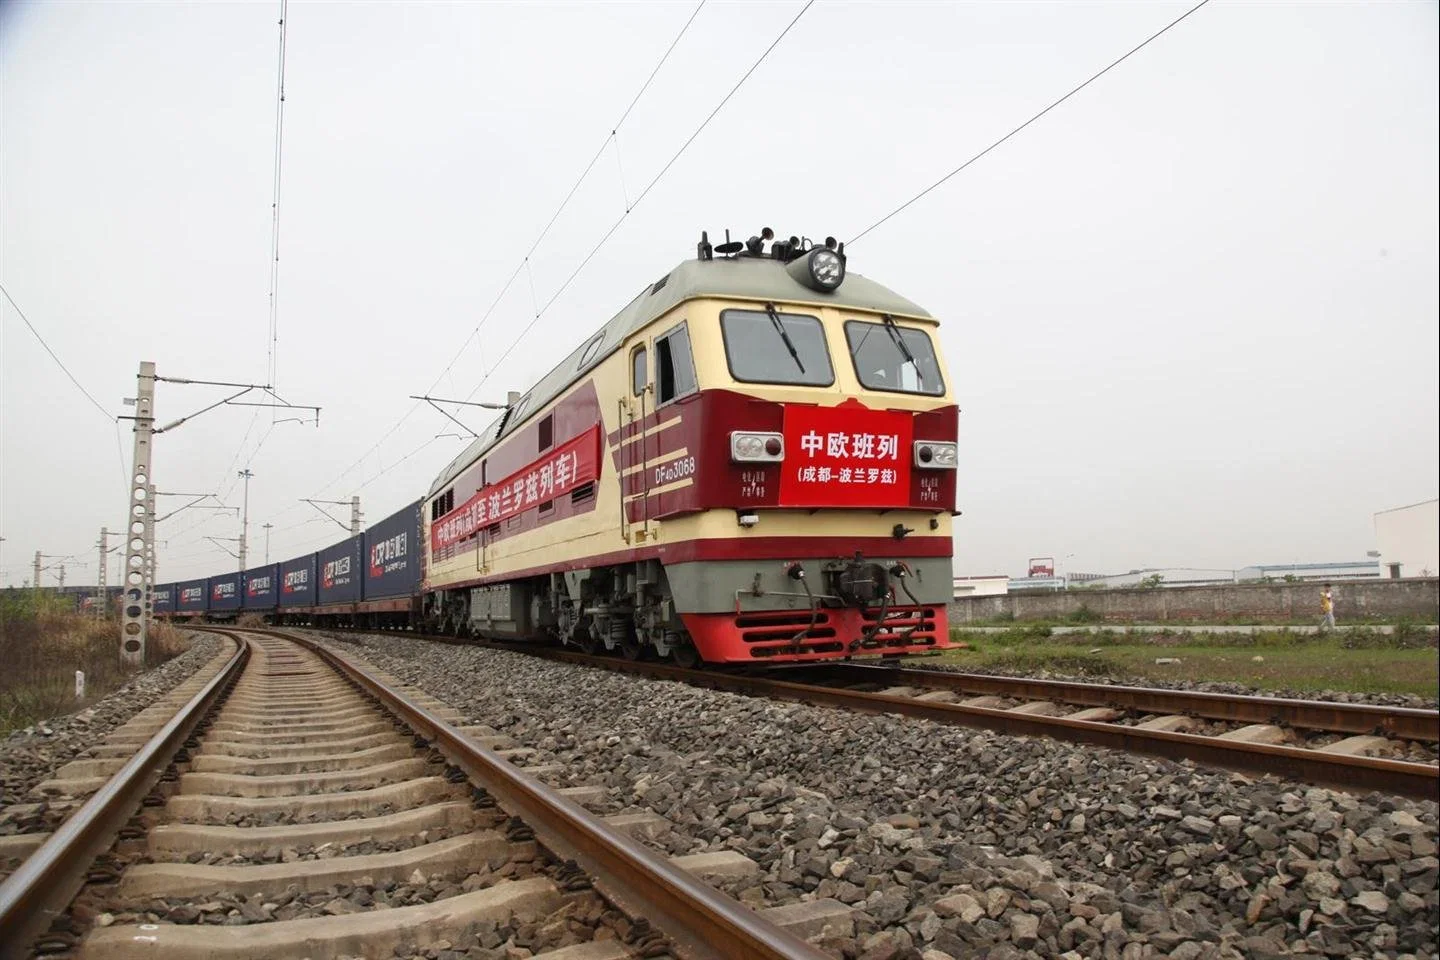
top-left (843, 318), bottom-right (946, 397)
top-left (720, 307), bottom-right (836, 387)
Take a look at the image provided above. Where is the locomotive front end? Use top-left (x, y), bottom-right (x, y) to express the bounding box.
top-left (624, 233), bottom-right (958, 663)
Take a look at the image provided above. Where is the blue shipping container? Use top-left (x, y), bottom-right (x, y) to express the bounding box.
top-left (152, 583), bottom-right (175, 614)
top-left (243, 564), bottom-right (279, 609)
top-left (279, 554), bottom-right (316, 608)
top-left (210, 572), bottom-right (242, 612)
top-left (176, 579), bottom-right (207, 613)
top-left (364, 501), bottom-right (422, 600)
top-left (317, 536), bottom-right (362, 605)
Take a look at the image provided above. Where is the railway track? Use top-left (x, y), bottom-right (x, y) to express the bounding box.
top-left (425, 640), bottom-right (1439, 801)
top-left (0, 628), bottom-right (837, 960)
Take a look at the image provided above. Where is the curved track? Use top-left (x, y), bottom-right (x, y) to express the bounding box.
top-left (0, 628), bottom-right (830, 960)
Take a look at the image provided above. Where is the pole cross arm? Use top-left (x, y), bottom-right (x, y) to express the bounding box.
top-left (301, 499), bottom-right (353, 533)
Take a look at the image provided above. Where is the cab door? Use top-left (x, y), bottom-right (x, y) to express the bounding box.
top-left (620, 341), bottom-right (651, 543)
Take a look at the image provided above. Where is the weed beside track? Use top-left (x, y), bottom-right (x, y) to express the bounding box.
top-left (0, 593), bottom-right (190, 734)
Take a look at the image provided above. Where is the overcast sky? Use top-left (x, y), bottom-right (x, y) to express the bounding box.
top-left (2, 0), bottom-right (1436, 588)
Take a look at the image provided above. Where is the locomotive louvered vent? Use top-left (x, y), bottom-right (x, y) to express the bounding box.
top-left (649, 273), bottom-right (670, 296)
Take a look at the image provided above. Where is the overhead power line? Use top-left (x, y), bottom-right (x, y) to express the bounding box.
top-left (297, 1), bottom-right (710, 505)
top-left (0, 282), bottom-right (113, 421)
top-left (266, 0), bottom-right (290, 393)
top-left (463, 0), bottom-right (816, 403)
top-left (850, 0), bottom-right (1212, 245)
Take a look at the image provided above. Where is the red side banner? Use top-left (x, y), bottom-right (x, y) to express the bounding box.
top-left (779, 402), bottom-right (913, 508)
top-left (432, 426), bottom-right (601, 551)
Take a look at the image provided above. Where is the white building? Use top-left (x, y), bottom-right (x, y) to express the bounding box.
top-left (1374, 499), bottom-right (1439, 578)
top-left (953, 575), bottom-right (1009, 598)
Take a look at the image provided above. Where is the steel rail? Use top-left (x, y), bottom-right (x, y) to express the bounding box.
top-left (273, 629), bottom-right (828, 960)
top-left (797, 663), bottom-right (1440, 742)
top-left (0, 633), bottom-right (248, 960)
top-left (487, 646), bottom-right (1439, 801)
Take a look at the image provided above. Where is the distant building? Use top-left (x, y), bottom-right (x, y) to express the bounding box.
top-left (1067, 572), bottom-right (1107, 584)
top-left (1008, 575), bottom-right (1067, 592)
top-left (1234, 561), bottom-right (1379, 583)
top-left (1374, 499), bottom-right (1439, 578)
top-left (1063, 562), bottom-right (1380, 590)
top-left (1067, 568), bottom-right (1237, 590)
top-left (952, 575), bottom-right (1009, 598)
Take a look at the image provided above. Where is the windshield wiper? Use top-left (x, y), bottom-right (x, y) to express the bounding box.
top-left (881, 313), bottom-right (923, 385)
top-left (765, 302), bottom-right (806, 374)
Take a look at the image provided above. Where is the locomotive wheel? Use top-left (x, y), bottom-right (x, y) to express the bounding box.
top-left (619, 634), bottom-right (644, 661)
top-left (671, 643), bottom-right (700, 669)
top-left (579, 617), bottom-right (602, 655)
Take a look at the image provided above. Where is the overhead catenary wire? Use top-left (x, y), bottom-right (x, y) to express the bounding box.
top-left (1, 282), bottom-right (130, 507)
top-left (1, 282), bottom-right (114, 422)
top-left (297, 1), bottom-right (709, 504)
top-left (849, 0), bottom-right (1213, 245)
top-left (434, 0), bottom-right (707, 389)
top-left (462, 0), bottom-right (816, 404)
top-left (266, 0), bottom-right (290, 395)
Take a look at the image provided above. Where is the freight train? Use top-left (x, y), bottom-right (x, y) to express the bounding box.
top-left (159, 229), bottom-right (959, 665)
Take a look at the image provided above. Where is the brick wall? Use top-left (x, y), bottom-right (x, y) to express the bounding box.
top-left (947, 578), bottom-right (1440, 624)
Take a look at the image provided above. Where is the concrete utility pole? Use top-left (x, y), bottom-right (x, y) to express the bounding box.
top-left (97, 528), bottom-right (109, 617)
top-left (262, 522), bottom-right (273, 565)
top-left (237, 469), bottom-right (254, 572)
top-left (58, 564), bottom-right (65, 589)
top-left (301, 497), bottom-right (362, 536)
top-left (33, 551), bottom-right (41, 597)
top-left (118, 361), bottom-right (318, 667)
top-left (119, 362), bottom-right (157, 667)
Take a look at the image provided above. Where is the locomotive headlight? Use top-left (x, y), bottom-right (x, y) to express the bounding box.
top-left (731, 431), bottom-right (784, 462)
top-left (785, 247), bottom-right (846, 292)
top-left (913, 440), bottom-right (958, 469)
top-left (809, 248), bottom-right (844, 289)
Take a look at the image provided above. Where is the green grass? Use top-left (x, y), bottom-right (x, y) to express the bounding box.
top-left (0, 591), bottom-right (191, 734)
top-left (933, 628), bottom-right (1439, 698)
top-left (960, 612), bottom-right (1438, 628)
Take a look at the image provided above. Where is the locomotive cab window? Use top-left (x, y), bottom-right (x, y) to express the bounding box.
top-left (720, 308), bottom-right (834, 386)
top-left (655, 323), bottom-right (696, 405)
top-left (631, 345), bottom-right (647, 396)
top-left (844, 319), bottom-right (945, 396)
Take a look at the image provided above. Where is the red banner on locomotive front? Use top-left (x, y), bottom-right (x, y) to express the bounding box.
top-left (778, 403), bottom-right (914, 508)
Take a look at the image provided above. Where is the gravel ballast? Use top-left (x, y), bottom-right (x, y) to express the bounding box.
top-left (0, 632), bottom-right (224, 809)
top-left (319, 633), bottom-right (1438, 960)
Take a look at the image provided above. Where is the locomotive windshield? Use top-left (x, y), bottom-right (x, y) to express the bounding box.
top-left (845, 319), bottom-right (945, 396)
top-left (721, 308), bottom-right (835, 386)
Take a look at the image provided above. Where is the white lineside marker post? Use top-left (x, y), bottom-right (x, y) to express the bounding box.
top-left (75, 671), bottom-right (85, 700)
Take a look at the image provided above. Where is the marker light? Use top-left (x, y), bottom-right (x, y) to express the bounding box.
top-left (913, 441), bottom-right (958, 469)
top-left (731, 431), bottom-right (784, 462)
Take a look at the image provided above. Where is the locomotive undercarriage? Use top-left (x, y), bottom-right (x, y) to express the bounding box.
top-left (424, 558), bottom-right (700, 663)
top-left (424, 549), bottom-right (949, 664)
